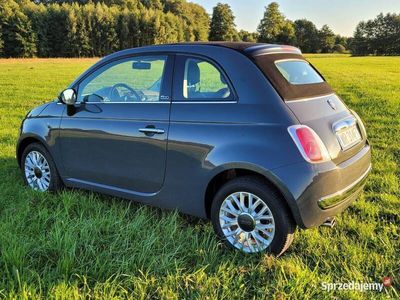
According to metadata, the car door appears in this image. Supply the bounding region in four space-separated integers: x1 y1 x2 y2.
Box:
59 54 173 194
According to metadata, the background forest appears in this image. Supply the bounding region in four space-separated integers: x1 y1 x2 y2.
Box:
0 0 399 58
0 0 400 57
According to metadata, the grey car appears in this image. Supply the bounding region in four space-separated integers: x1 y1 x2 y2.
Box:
17 42 371 255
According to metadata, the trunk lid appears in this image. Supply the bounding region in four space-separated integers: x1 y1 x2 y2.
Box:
285 94 367 164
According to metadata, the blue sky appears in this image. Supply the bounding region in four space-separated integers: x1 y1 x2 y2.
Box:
190 0 400 37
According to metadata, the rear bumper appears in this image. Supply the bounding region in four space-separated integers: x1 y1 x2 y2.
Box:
318 164 371 209
272 143 371 228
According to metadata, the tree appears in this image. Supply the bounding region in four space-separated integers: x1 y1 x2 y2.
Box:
333 44 346 53
0 25 3 56
1 1 37 57
350 13 400 56
335 34 348 49
0 28 3 56
67 3 91 57
318 24 335 53
209 3 238 41
371 13 400 55
257 2 295 44
352 22 370 55
294 19 319 53
238 30 258 42
164 1 209 41
185 2 209 41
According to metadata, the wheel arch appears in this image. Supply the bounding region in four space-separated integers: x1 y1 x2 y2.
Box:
17 135 50 168
204 165 300 224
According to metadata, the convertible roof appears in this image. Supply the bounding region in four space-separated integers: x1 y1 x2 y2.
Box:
169 42 302 56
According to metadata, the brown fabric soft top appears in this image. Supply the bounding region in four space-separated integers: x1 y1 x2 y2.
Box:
251 53 333 101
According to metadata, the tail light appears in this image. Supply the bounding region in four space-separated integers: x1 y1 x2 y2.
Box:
288 125 331 163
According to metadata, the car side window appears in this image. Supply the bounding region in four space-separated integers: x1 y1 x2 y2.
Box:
77 55 167 103
179 57 232 101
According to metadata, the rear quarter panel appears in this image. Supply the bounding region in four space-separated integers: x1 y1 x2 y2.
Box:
158 46 303 218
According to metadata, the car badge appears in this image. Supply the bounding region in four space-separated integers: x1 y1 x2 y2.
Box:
327 98 336 110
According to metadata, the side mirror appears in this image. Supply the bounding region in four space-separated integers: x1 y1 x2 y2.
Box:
59 89 77 105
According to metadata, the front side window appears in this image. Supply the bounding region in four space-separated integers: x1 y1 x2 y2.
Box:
78 55 167 103
181 58 232 100
275 60 324 85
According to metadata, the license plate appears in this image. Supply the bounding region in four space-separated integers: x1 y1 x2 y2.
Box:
336 125 362 150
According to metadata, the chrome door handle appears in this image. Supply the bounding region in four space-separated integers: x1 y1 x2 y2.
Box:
139 128 165 134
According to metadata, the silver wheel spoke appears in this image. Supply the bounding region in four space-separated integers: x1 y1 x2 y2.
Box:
255 205 269 218
225 200 240 215
220 206 239 217
248 194 254 210
253 231 269 244
251 232 261 250
257 223 274 230
222 220 238 229
230 195 241 211
258 228 273 238
239 192 246 211
249 199 262 214
257 215 273 221
225 228 240 237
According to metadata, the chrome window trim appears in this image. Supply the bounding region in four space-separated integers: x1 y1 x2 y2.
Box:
172 101 237 104
83 101 169 104
57 101 170 105
285 93 335 103
274 58 308 64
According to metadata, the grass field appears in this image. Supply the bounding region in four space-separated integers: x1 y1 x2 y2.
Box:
0 55 399 299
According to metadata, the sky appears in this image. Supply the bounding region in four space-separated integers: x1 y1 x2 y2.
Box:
190 0 400 37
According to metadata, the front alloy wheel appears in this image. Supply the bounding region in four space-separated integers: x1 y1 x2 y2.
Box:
24 150 51 191
21 143 62 192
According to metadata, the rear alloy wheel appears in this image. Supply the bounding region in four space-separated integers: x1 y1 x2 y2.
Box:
21 143 62 192
219 191 275 253
211 176 295 256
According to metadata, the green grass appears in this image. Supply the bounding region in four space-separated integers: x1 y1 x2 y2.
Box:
0 56 399 299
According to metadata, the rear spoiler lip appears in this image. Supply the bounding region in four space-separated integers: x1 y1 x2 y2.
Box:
245 44 302 56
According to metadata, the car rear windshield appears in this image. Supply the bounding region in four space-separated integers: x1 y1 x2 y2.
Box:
251 53 333 101
275 60 324 85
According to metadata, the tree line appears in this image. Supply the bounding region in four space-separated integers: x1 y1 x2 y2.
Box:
0 0 399 58
0 0 209 57
209 2 400 55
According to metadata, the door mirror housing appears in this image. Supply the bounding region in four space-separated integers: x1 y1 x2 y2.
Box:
59 89 77 105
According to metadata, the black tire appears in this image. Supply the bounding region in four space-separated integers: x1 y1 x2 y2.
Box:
211 176 295 256
21 142 63 192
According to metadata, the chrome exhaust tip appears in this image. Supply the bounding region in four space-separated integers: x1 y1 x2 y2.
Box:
322 217 336 228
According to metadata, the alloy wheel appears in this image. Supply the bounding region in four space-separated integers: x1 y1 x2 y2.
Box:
24 150 51 191
219 191 275 253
